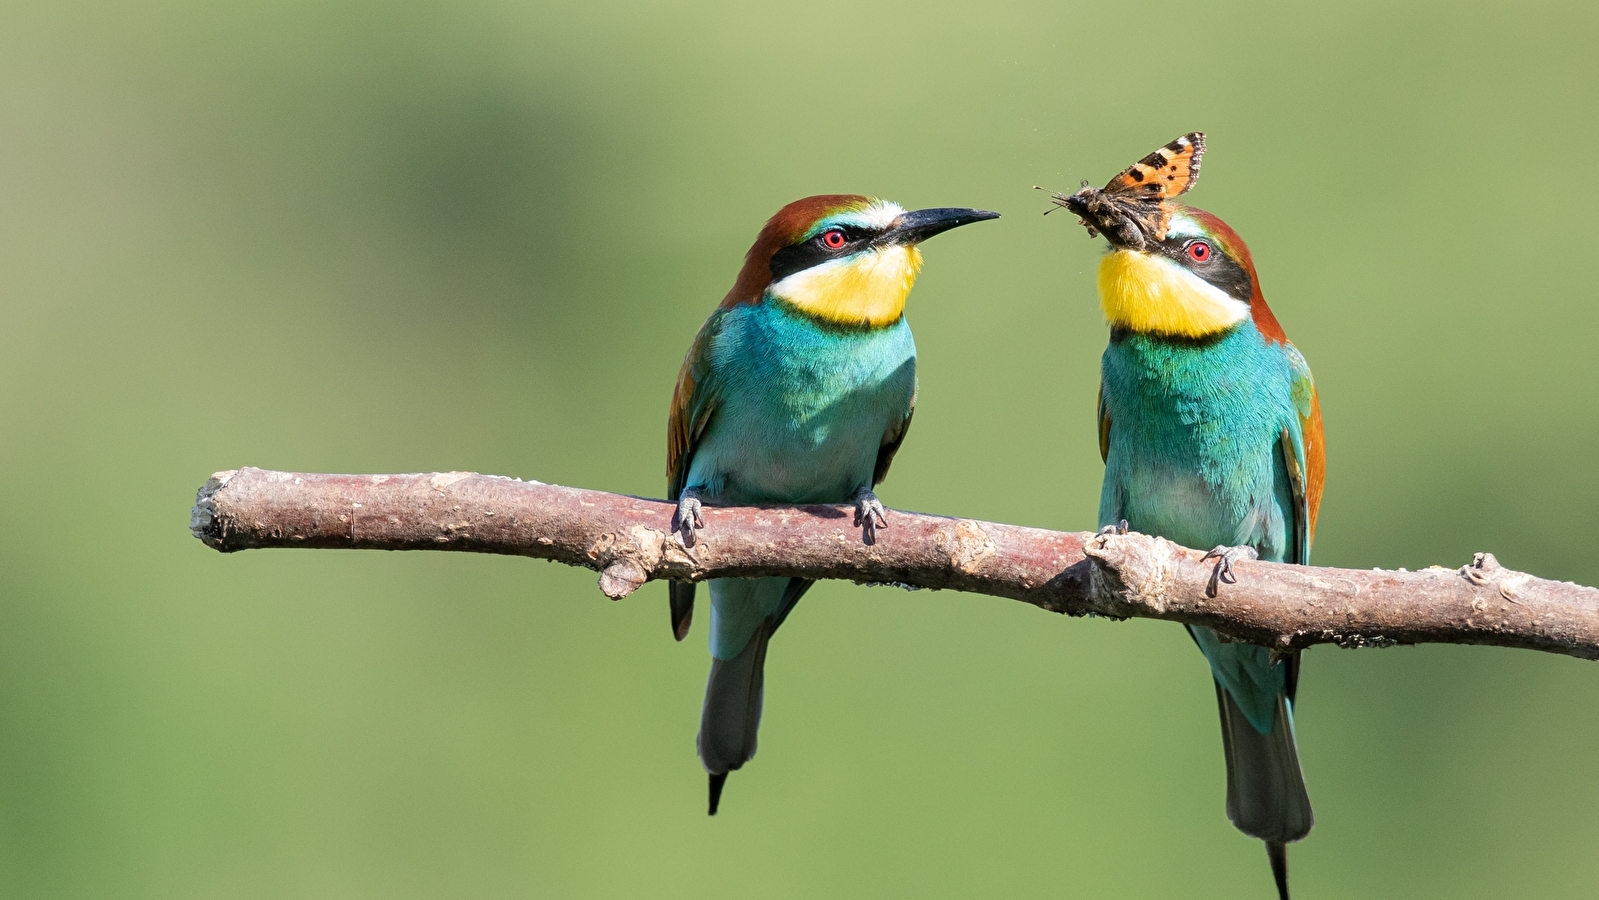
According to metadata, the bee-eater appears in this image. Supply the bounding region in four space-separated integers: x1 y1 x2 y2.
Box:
1053 134 1325 899
665 194 998 815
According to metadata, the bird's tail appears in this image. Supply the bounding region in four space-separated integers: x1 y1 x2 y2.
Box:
1215 680 1313 899
1266 841 1291 900
669 581 695 641
698 618 770 814
696 576 809 815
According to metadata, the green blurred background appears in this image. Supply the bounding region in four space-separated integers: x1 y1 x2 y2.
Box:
2 1 1597 897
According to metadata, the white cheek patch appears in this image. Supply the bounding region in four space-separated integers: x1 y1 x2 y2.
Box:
1162 256 1251 320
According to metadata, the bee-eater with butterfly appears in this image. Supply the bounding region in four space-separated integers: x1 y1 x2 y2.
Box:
1051 134 1324 900
665 195 998 815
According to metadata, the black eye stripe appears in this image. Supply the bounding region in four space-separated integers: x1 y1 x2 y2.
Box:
1157 235 1250 302
769 225 879 283
823 225 870 243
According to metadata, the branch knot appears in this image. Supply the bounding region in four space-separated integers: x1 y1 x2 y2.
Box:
1084 531 1181 614
948 520 997 574
1461 551 1530 604
589 525 668 600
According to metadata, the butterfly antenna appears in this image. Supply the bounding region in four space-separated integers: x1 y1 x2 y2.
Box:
1033 185 1061 215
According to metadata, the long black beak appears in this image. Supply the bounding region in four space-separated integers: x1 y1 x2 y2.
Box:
880 207 1000 245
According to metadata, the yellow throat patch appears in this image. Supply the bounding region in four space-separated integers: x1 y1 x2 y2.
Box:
1097 249 1249 338
771 244 924 328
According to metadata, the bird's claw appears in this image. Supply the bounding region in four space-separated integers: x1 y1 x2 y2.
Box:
851 488 889 546
674 490 705 548
1099 519 1129 536
1201 544 1259 598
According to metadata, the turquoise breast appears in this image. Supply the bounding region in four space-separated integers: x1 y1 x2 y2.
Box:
1098 322 1299 563
687 299 917 505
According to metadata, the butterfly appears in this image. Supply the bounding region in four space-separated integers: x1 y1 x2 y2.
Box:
1047 132 1205 250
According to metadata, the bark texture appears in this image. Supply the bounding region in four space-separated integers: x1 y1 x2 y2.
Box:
191 467 1599 660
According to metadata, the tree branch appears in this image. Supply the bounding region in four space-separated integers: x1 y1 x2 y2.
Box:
190 467 1599 660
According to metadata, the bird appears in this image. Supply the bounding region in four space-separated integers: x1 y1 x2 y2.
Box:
1050 133 1325 899
665 194 998 816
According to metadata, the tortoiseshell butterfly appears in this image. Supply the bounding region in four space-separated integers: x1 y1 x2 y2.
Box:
1047 132 1205 250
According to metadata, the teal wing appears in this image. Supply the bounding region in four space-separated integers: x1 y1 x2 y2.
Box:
668 310 727 503
871 384 916 488
1097 381 1111 463
1277 344 1324 567
665 310 728 640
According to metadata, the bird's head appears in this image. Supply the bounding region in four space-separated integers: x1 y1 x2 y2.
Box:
723 195 999 328
1097 205 1283 341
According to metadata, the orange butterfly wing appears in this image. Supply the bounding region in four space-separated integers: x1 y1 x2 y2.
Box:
1102 132 1206 200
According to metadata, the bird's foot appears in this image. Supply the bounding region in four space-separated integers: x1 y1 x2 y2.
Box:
1099 519 1129 536
673 489 705 548
851 487 889 546
1201 544 1259 598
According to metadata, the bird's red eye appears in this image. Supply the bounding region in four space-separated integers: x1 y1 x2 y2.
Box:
822 229 847 249
1186 240 1211 262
